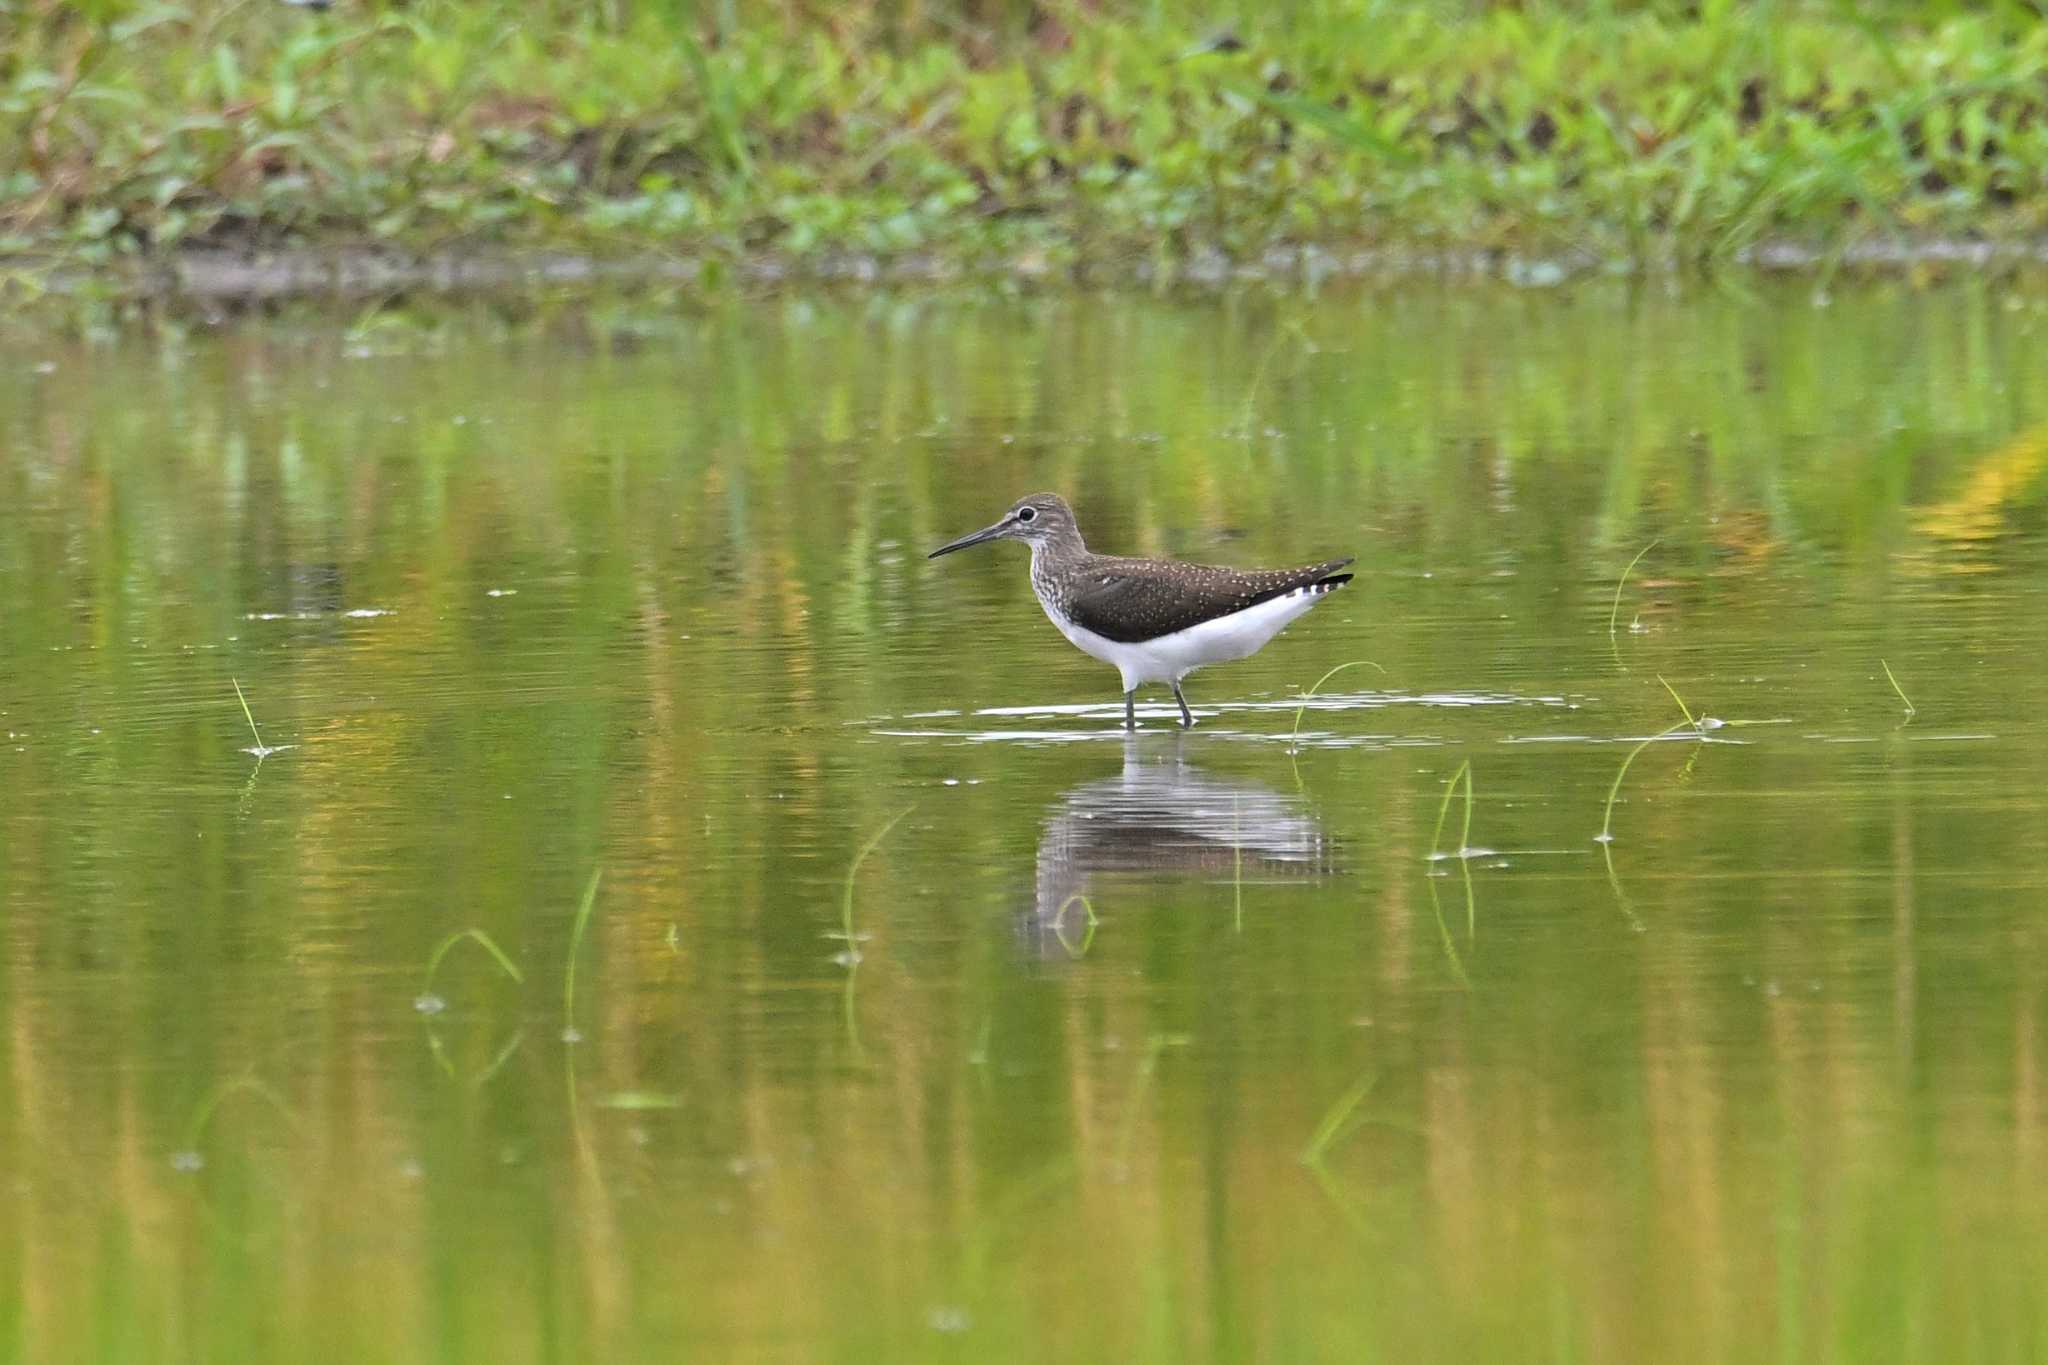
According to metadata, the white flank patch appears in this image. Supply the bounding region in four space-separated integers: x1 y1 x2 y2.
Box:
1044 582 1343 693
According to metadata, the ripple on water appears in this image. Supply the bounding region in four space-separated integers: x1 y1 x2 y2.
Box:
866 689 1579 745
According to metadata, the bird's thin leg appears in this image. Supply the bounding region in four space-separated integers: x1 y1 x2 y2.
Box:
1123 689 1137 730
1172 681 1195 729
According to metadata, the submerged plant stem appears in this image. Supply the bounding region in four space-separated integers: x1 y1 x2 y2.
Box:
562 866 604 1039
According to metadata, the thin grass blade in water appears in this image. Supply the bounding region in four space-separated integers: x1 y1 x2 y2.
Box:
838 804 915 960
1608 540 1660 668
1114 1033 1192 1172
231 677 291 758
1599 722 1694 844
836 805 914 1056
561 866 603 1043
172 1075 303 1170
1424 871 1474 988
417 927 524 1014
1429 760 1475 860
1656 674 1700 730
1232 795 1244 933
232 678 264 750
1422 760 1479 973
1290 659 1386 745
1300 1070 1380 1237
1051 893 1099 959
1301 1071 1377 1166
1881 659 1916 718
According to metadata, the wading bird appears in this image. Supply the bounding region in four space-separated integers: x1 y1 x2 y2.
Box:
928 493 1353 728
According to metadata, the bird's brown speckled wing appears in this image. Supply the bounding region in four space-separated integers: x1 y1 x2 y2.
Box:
1062 556 1354 644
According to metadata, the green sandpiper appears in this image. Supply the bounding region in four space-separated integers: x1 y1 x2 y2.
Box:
929 493 1354 728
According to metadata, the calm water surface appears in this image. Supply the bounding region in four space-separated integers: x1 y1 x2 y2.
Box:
3 283 2047 1363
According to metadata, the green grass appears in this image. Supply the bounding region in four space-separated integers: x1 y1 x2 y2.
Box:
9 1 2048 287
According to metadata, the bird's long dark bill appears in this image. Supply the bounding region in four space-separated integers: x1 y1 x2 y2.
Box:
927 519 1010 558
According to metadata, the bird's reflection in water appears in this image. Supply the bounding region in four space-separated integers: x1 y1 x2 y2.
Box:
1026 735 1337 958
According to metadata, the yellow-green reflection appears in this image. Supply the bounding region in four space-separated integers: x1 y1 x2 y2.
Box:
1 280 2047 1362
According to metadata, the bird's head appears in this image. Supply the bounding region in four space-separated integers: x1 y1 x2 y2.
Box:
927 493 1077 558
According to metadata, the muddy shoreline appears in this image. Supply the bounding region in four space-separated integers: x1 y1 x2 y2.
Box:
11 236 2048 307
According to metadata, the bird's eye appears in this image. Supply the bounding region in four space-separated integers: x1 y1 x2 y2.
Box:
1017 507 1037 523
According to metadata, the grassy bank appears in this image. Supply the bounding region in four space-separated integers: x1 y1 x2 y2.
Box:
6 0 2048 288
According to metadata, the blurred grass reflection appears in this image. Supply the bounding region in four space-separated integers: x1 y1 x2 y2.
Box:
0 281 2046 1361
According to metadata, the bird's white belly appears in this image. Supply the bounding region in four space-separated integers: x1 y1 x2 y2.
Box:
1040 588 1332 693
